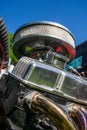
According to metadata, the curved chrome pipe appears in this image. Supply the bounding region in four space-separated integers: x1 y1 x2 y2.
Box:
71 105 87 130
24 91 77 130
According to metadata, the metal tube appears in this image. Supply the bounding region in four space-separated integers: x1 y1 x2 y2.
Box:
71 105 87 130
24 91 77 130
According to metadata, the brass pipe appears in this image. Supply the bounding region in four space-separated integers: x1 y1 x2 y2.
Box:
24 91 77 130
71 104 87 130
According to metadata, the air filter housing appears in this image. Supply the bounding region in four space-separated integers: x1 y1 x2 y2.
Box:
13 21 76 62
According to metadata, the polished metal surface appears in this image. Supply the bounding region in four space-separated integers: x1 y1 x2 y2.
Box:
9 56 87 106
24 91 77 130
71 104 87 130
8 56 87 130
13 21 76 61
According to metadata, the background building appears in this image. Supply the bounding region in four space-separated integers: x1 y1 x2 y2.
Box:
76 40 87 66
76 41 87 75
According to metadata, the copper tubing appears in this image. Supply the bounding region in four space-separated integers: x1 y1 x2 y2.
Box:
24 91 77 130
71 104 87 130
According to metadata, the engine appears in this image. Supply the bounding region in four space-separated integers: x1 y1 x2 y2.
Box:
0 18 87 130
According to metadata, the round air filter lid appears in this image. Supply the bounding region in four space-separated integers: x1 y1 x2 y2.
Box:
13 21 76 61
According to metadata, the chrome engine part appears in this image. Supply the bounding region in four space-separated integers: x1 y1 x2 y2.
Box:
9 21 87 130
0 19 87 130
13 21 76 69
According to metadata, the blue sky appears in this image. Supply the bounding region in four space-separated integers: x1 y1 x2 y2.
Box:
0 0 87 46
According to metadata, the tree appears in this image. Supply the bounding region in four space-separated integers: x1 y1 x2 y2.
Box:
8 33 18 64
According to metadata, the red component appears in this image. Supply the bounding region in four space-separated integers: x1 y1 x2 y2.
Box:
64 43 76 60
56 44 76 61
56 46 63 53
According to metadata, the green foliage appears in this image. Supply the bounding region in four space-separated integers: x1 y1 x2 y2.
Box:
8 33 18 64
